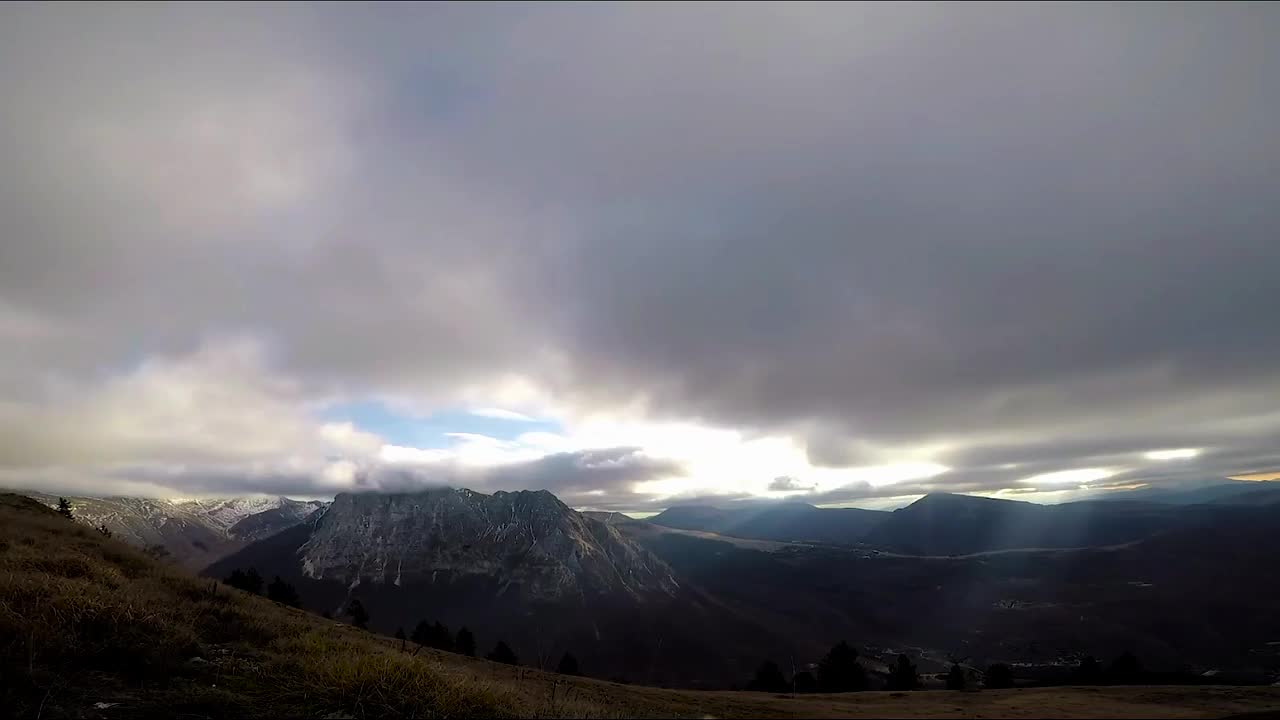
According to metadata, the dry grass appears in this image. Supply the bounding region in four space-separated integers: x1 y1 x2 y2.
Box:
3 492 1278 719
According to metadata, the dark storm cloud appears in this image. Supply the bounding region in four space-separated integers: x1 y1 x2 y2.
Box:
1 3 1279 504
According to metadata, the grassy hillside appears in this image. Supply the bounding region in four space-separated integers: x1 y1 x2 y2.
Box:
3 493 1278 719
0 493 600 718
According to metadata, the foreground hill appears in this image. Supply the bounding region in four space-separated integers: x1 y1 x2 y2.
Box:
4 492 1278 719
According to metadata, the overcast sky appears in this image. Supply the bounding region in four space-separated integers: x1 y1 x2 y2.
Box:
2 3 1277 511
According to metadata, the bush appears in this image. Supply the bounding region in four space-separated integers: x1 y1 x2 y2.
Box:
946 663 966 690
224 568 264 595
486 640 518 665
885 654 920 691
455 626 476 657
1075 655 1103 684
266 575 302 608
985 663 1015 689
793 670 817 693
1108 651 1143 684
747 660 788 693
345 599 369 629
557 651 580 676
817 640 867 692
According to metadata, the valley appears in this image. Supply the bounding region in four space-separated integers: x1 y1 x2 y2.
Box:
5 491 1280 719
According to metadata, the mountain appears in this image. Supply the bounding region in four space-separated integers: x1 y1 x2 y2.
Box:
649 500 887 545
623 500 1280 680
860 492 1184 555
203 488 776 685
21 491 325 569
580 510 635 525
12 491 1279 718
1093 478 1280 506
294 488 677 601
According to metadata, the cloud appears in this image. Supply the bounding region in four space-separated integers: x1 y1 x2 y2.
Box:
767 476 814 492
1 4 1278 507
470 408 538 422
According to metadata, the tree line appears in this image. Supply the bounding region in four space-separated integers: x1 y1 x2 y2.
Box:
747 641 923 693
221 567 582 677
223 567 303 608
396 615 579 675
746 643 1158 692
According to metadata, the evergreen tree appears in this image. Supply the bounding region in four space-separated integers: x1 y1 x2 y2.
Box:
885 654 920 691
1108 651 1143 685
455 627 476 657
946 663 966 690
411 620 432 648
1075 655 1103 684
395 627 406 651
266 576 302 608
557 651 580 676
430 621 453 651
792 670 817 694
747 660 789 693
346 598 369 629
224 568 264 595
56 497 74 520
817 640 867 692
984 663 1015 689
487 640 518 665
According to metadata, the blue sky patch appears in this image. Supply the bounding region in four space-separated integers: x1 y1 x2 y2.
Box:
319 400 561 448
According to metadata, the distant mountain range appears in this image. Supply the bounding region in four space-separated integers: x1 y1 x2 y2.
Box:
649 501 886 546
14 480 1280 686
21 491 325 569
650 479 1280 555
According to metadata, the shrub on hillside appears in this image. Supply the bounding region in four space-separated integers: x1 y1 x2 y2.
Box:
345 599 369 629
455 626 476 657
817 640 867 692
985 663 1015 689
885 654 920 690
266 575 302 608
486 640 518 665
557 651 580 676
747 660 788 693
224 568 264 595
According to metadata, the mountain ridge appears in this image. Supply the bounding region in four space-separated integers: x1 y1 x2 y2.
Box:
19 490 326 569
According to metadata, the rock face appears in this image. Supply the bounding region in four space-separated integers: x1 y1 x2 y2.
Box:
297 488 677 601
23 491 325 569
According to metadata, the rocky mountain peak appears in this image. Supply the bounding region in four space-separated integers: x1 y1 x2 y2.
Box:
297 487 678 602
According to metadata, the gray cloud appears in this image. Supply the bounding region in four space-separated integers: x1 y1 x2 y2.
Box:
767 476 814 492
2 4 1279 506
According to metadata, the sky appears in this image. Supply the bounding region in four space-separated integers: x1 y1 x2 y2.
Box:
1 3 1278 512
